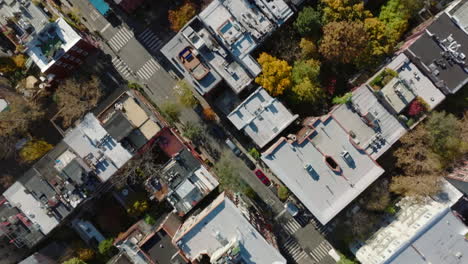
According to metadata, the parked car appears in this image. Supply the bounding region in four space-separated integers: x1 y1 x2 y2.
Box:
225 138 241 156
254 169 271 186
210 124 226 140
284 202 300 217
241 154 256 170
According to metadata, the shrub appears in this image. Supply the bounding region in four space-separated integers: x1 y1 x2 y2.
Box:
128 82 142 90
278 185 289 201
176 80 198 107
248 148 260 160
144 214 156 225
332 92 353 104
98 238 115 256
161 102 181 124
76 248 95 261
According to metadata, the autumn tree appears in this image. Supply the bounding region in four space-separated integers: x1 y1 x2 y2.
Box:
62 258 87 264
55 76 101 128
378 0 411 44
168 2 197 32
299 38 318 59
321 0 371 23
0 174 14 189
19 140 53 162
255 53 292 96
127 200 149 217
76 248 95 262
0 55 26 74
356 17 395 67
294 6 322 37
360 179 391 212
214 155 246 192
289 59 325 104
0 91 45 137
319 21 369 64
203 107 216 121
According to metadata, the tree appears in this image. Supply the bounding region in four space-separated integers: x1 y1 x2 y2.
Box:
255 53 292 96
127 200 149 217
214 156 246 192
356 17 395 67
349 210 379 239
182 121 204 144
360 179 390 212
19 140 53 162
0 91 45 137
425 111 466 166
0 174 14 189
98 238 115 256
76 248 95 262
144 214 156 225
332 92 352 104
294 7 322 37
176 80 198 107
203 107 216 121
248 148 260 160
390 175 442 197
0 55 26 74
55 76 101 127
299 38 318 59
62 258 87 264
378 0 411 44
321 0 372 23
319 21 369 64
168 2 197 32
161 102 181 124
278 185 289 201
338 253 358 264
290 59 325 104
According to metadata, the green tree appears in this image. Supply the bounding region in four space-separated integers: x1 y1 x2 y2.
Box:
214 156 246 192
321 0 371 23
182 121 204 144
299 38 318 59
176 80 198 107
144 214 156 225
62 258 87 264
278 185 289 201
338 253 357 264
290 59 325 104
319 21 369 64
378 0 411 44
127 200 149 217
168 2 197 32
332 92 352 104
248 148 260 160
161 102 181 124
98 238 115 256
425 111 467 166
255 53 292 96
19 140 53 162
292 59 321 84
294 7 322 36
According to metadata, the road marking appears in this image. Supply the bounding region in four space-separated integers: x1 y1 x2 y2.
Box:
108 27 133 52
309 240 333 263
136 58 161 80
100 23 111 33
281 237 309 263
111 57 132 78
137 29 164 53
90 10 100 21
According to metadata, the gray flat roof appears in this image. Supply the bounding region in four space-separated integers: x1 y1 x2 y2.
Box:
391 211 468 264
174 194 286 263
406 12 468 94
227 87 298 148
332 85 407 159
379 78 416 114
262 116 385 224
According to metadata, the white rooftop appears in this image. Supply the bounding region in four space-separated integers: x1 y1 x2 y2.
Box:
447 0 468 33
173 193 286 264
26 18 81 72
63 113 132 182
227 87 298 148
3 182 59 235
262 116 385 225
0 98 8 112
385 53 445 110
332 85 407 159
353 182 464 264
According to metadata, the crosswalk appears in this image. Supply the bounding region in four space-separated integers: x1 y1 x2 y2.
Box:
111 57 133 78
283 218 302 235
136 58 161 80
309 240 333 263
280 237 309 263
108 27 133 52
137 29 164 54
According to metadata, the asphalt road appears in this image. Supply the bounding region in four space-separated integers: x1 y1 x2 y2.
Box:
69 1 337 263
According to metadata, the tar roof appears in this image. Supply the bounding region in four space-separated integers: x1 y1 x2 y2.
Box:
332 85 407 159
227 87 298 148
174 193 286 264
405 12 468 94
262 116 385 224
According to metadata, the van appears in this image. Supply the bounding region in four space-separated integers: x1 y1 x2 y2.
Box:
225 139 241 156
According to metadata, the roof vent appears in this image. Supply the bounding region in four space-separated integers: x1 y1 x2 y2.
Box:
455 252 462 259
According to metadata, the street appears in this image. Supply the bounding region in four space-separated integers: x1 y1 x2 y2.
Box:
69 1 338 263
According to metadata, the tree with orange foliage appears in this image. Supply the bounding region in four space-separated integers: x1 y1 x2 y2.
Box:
255 53 292 96
203 107 216 121
168 2 197 32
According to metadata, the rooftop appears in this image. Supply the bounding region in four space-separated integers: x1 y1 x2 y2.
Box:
447 0 468 33
332 85 407 159
262 116 385 225
63 113 132 182
353 182 464 264
162 149 219 215
0 0 49 44
26 18 81 73
141 229 187 264
227 87 298 148
379 77 416 114
384 53 446 110
405 12 468 94
173 193 286 264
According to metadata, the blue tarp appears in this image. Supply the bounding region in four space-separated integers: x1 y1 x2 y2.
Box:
89 0 110 16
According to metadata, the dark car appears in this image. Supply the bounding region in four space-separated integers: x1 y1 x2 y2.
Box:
241 154 256 170
210 125 226 140
254 169 271 186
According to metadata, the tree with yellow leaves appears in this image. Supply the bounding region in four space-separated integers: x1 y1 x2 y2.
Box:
255 53 292 96
321 0 371 23
168 2 197 32
19 140 53 162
